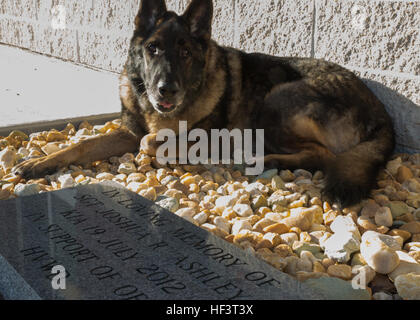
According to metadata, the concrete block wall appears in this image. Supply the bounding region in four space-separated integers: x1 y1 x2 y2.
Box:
0 0 419 153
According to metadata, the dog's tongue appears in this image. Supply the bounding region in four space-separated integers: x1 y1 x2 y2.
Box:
160 101 174 109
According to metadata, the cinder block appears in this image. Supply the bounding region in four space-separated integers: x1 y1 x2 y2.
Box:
48 0 92 29
86 0 128 31
234 0 314 57
315 0 420 76
1 0 40 20
105 0 135 33
353 68 420 153
34 25 79 62
86 0 106 30
211 0 235 47
166 0 186 13
0 17 78 62
0 3 4 15
78 31 130 73
37 0 53 23
129 0 186 17
0 18 36 50
79 0 187 32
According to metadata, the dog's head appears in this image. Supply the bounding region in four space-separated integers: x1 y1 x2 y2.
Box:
127 0 213 116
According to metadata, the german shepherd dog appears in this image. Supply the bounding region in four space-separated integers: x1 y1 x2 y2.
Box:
14 0 395 208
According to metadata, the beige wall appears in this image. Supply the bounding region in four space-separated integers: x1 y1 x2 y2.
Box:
0 0 419 153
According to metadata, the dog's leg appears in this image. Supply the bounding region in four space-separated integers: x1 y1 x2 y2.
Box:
13 127 140 179
263 142 335 170
139 133 197 159
139 133 162 156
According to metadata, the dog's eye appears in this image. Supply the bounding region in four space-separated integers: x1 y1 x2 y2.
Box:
181 48 191 58
147 43 158 55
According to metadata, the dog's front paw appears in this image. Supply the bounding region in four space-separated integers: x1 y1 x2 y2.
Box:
12 157 56 179
140 133 162 156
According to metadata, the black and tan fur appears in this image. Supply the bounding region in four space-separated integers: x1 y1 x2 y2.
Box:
14 0 395 207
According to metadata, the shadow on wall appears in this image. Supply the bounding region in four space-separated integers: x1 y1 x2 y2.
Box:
361 79 420 155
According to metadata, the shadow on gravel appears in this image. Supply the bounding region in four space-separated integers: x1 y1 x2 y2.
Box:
362 78 420 155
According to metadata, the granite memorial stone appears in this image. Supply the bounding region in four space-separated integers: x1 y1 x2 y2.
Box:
0 182 370 300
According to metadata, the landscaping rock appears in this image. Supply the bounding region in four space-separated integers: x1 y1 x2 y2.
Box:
360 231 401 274
394 273 420 300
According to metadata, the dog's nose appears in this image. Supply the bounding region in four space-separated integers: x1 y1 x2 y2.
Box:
158 81 179 96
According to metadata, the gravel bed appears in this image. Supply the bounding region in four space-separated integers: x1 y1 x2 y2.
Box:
1 119 419 300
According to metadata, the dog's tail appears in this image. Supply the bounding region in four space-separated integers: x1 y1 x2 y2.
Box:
322 122 395 208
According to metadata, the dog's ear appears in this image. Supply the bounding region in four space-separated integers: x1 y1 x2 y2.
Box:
183 0 213 40
135 0 167 35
